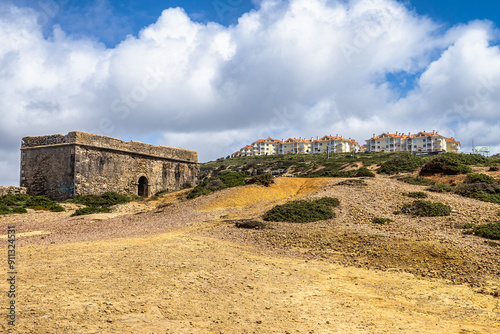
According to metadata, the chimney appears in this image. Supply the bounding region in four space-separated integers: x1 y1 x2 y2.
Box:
433 130 435 134
373 133 375 137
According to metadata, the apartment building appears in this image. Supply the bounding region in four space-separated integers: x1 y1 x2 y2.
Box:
311 135 360 153
251 137 282 156
365 131 459 153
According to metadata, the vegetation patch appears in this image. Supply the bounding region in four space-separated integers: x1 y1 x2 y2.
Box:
234 220 267 229
398 176 435 186
401 200 451 217
187 171 252 199
403 191 428 198
465 173 498 185
372 217 393 225
427 183 453 193
0 193 65 214
336 179 367 186
263 197 339 223
453 183 500 204
70 191 136 216
472 222 500 240
419 153 483 176
245 173 275 187
377 153 424 175
72 206 112 217
311 166 375 178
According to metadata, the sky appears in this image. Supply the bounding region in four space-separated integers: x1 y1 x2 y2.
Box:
1 0 500 186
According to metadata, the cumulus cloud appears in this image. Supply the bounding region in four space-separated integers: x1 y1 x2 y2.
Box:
1 0 500 186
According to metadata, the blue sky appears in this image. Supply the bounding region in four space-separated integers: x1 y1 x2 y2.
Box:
13 1 500 46
1 0 500 186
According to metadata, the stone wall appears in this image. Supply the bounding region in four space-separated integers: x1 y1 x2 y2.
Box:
20 145 75 201
0 187 27 196
74 146 198 197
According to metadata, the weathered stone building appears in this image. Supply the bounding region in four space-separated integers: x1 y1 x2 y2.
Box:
20 131 199 200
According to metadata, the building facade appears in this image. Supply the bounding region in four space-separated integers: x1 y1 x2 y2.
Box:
365 131 460 153
20 131 199 200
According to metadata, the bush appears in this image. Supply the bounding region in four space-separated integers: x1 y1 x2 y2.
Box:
0 204 12 215
398 176 435 186
234 220 267 229
372 217 393 224
71 191 131 207
245 173 275 187
465 173 498 184
453 183 500 204
49 204 65 212
216 171 248 188
71 206 112 217
401 200 451 217
315 197 340 207
472 222 500 240
403 191 428 198
427 183 453 193
25 195 59 209
263 197 339 223
354 167 375 177
420 154 474 176
205 179 224 191
12 207 27 214
377 153 424 175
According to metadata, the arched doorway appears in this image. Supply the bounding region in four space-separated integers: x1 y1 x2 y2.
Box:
138 176 149 197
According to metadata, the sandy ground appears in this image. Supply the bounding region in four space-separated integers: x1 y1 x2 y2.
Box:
1 175 500 333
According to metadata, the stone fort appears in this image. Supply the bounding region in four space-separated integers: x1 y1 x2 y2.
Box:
20 131 199 200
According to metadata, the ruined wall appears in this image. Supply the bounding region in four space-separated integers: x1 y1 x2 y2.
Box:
20 145 75 201
74 146 198 197
21 131 199 200
0 187 27 196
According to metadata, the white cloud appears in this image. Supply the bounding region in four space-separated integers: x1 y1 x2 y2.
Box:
1 0 500 186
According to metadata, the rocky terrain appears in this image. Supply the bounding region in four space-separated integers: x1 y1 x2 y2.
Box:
1 170 500 333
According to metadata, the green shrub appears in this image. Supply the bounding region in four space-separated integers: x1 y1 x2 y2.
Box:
246 173 275 187
71 191 131 207
0 204 12 215
427 183 453 193
398 176 435 186
354 167 375 177
401 200 451 217
263 197 339 223
472 222 500 240
465 173 498 184
235 220 267 229
453 183 500 204
12 207 27 214
377 153 424 175
216 171 248 188
49 204 65 212
403 191 428 198
187 171 249 199
420 154 475 176
372 217 393 224
71 206 112 217
315 197 340 207
25 195 58 209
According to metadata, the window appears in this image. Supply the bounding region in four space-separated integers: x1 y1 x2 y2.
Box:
386 145 389 148
414 145 417 148
377 141 380 144
423 139 426 142
386 140 388 143
320 143 322 146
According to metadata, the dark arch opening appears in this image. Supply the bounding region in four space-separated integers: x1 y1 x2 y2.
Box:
138 176 149 197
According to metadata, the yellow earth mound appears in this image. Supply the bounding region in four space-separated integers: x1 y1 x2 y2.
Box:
197 177 330 212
